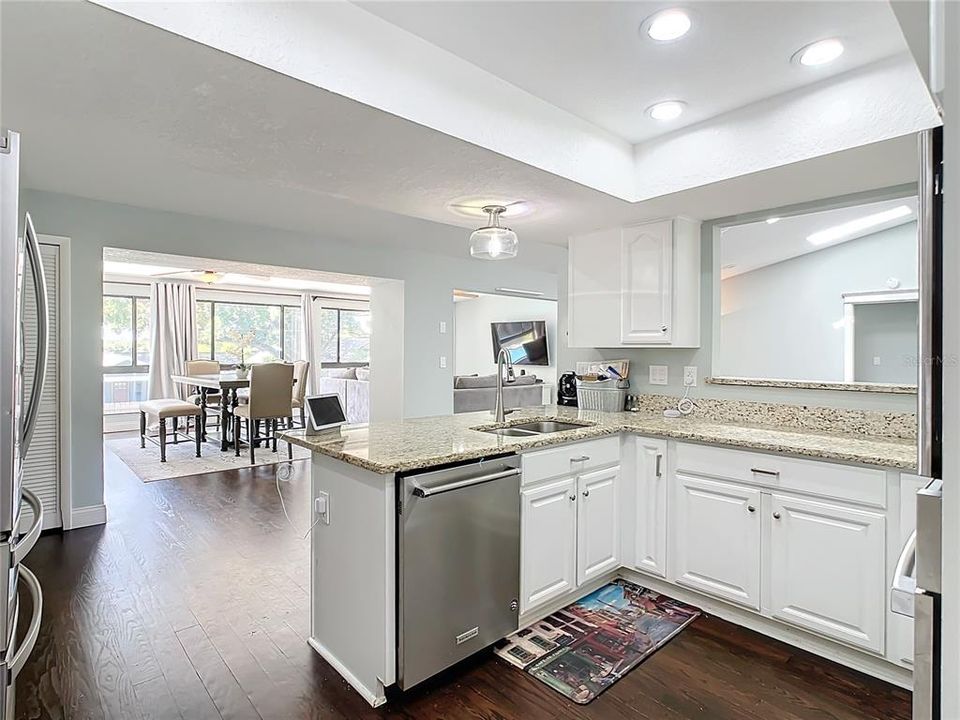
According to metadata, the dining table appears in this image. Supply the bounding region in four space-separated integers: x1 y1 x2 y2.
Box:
170 371 250 451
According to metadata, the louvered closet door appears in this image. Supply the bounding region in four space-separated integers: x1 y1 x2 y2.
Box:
21 241 62 530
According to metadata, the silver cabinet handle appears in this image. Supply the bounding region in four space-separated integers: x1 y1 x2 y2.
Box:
568 493 576 501
21 213 49 456
660 325 668 332
891 530 917 618
747 505 756 513
570 455 590 463
7 565 42 680
773 512 782 520
751 468 780 478
410 468 520 498
655 453 662 478
582 489 590 498
12 488 43 565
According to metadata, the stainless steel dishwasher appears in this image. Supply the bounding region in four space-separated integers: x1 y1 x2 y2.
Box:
397 455 520 690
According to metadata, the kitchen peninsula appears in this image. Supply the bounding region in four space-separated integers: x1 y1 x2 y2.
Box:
282 400 918 707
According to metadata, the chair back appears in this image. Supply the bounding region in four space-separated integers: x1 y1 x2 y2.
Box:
185 359 220 376
292 360 310 402
249 363 295 419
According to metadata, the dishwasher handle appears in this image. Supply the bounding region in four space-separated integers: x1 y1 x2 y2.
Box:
411 468 520 498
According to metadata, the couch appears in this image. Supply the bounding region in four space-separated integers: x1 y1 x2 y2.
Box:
317 367 370 424
453 374 544 414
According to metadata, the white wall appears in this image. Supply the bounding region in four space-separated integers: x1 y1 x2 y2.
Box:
454 293 558 388
716 222 918 382
24 190 559 514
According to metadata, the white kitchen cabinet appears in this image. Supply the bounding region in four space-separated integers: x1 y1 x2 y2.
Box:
576 466 621 585
633 438 668 578
568 217 700 348
673 473 762 610
520 477 578 613
767 493 886 653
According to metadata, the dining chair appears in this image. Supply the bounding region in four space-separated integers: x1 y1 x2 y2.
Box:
290 360 310 428
185 359 221 439
232 362 295 462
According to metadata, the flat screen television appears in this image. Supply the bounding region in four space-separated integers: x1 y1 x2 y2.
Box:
490 321 549 366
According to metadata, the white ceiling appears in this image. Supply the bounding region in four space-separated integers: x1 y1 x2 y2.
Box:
358 1 908 144
0 1 929 259
720 195 917 278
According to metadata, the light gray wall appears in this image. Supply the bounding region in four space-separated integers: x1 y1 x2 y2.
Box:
717 222 918 382
556 222 918 413
24 190 560 511
854 300 918 383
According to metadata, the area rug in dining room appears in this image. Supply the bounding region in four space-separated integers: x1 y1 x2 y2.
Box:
494 579 701 704
105 436 311 482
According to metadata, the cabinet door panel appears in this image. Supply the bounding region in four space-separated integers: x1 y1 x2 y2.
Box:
568 229 622 347
521 477 577 613
634 439 668 577
674 474 761 609
768 493 885 653
577 466 620 585
620 221 672 344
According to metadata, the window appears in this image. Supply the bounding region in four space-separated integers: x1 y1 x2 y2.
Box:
196 299 303 365
102 295 151 370
318 307 371 364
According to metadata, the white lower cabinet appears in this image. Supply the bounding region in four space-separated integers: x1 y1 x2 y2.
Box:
520 477 577 613
766 493 886 653
577 466 621 585
673 474 762 609
633 438 668 578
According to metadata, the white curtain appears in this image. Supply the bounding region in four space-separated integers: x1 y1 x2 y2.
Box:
148 282 197 400
301 292 319 394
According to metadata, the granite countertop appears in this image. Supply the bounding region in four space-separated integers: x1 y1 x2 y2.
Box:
280 405 917 475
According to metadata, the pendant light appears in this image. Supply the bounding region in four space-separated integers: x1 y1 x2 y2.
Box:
469 206 518 260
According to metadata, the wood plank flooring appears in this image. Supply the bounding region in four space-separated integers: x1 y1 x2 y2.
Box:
13 441 912 719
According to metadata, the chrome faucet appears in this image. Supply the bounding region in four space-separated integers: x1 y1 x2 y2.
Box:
493 347 516 423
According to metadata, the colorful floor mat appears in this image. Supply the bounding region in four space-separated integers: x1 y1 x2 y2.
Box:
495 580 700 704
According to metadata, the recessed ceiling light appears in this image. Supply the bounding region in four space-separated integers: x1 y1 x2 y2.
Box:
807 205 912 246
645 9 691 41
794 38 844 67
647 100 686 121
765 217 781 224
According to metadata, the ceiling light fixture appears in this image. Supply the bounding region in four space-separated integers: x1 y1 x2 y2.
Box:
645 9 691 41
470 206 518 260
765 217 781 224
806 205 912 246
647 100 686 121
794 38 844 67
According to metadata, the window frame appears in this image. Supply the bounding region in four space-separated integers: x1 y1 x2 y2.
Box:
102 294 151 374
196 298 302 367
318 306 371 366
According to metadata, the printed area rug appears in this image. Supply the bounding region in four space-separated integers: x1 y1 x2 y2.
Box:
106 435 310 482
495 580 700 704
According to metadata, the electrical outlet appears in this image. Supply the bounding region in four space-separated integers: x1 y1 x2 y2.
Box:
439 356 447 369
683 366 698 387
649 365 668 386
439 321 447 334
873 356 882 366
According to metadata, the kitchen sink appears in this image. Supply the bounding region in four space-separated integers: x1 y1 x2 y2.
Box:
483 427 540 437
511 420 590 434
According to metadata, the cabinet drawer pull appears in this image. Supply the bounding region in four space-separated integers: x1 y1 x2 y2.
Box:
582 489 590 498
570 455 590 463
747 505 756 513
568 493 576 502
655 453 663 478
751 468 780 477
773 512 782 520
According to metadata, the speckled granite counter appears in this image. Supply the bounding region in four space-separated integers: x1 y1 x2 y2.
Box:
280 405 917 474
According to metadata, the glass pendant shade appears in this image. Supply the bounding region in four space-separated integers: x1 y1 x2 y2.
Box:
469 206 519 260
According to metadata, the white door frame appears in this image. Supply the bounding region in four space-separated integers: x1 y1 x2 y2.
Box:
841 288 918 383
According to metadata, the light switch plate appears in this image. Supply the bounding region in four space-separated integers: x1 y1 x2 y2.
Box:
683 366 698 387
439 321 447 334
439 356 447 369
649 365 668 385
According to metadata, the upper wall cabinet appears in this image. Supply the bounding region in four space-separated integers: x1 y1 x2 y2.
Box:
568 218 700 348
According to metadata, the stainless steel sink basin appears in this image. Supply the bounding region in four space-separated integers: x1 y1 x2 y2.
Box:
511 420 589 434
483 427 540 437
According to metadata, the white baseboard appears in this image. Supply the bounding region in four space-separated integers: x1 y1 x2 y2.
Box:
70 504 107 530
307 637 386 707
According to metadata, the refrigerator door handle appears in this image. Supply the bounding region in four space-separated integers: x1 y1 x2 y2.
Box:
890 530 917 618
12 488 43 566
6 565 41 682
20 213 49 457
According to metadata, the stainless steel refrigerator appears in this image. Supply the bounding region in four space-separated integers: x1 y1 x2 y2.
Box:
891 127 944 720
0 129 47 719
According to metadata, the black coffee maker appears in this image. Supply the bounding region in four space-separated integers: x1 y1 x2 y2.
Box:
558 372 578 406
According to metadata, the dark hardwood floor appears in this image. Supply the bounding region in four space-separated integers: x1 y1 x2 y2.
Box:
14 440 912 719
